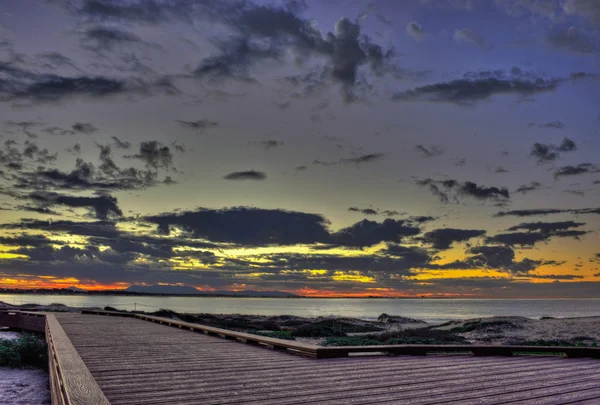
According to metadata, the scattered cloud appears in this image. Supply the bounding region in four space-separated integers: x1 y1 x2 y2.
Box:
125 141 174 170
415 144 445 158
111 136 131 149
177 119 218 133
393 69 560 106
454 28 490 49
528 121 565 129
515 181 542 193
496 208 600 217
341 153 384 165
529 137 576 164
417 178 510 204
249 140 284 150
223 170 267 181
554 163 598 178
406 21 425 41
420 228 486 250
26 191 123 219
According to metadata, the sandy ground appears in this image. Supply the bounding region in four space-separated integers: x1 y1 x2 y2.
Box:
0 331 21 341
0 368 50 405
0 332 50 405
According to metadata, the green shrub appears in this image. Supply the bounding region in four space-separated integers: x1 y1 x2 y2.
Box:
291 323 347 338
248 330 295 340
321 327 469 346
508 339 595 347
0 334 48 369
321 336 382 346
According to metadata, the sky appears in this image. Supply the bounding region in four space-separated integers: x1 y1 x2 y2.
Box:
0 0 599 297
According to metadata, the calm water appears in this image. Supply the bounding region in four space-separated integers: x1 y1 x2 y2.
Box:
2 295 600 323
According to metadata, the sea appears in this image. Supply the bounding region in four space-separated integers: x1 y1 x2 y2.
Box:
2 295 600 323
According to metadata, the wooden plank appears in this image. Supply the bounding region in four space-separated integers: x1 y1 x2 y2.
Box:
100 360 600 403
46 314 110 405
97 358 597 397
509 388 600 405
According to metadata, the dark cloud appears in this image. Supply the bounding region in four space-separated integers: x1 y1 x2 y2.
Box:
249 140 284 150
223 170 267 181
15 205 62 215
348 207 379 215
515 181 541 194
488 220 589 246
465 245 540 275
0 219 120 239
507 221 586 233
348 207 403 217
177 119 218 133
554 163 598 178
184 3 393 100
4 120 43 138
393 69 561 106
80 26 148 53
417 178 509 204
193 38 279 83
12 149 162 192
496 207 600 217
406 21 425 41
529 137 576 164
145 207 331 246
341 153 384 164
67 144 82 154
0 60 177 104
125 141 173 170
294 165 307 171
26 191 123 219
415 144 444 158
44 122 98 136
420 228 486 250
546 27 597 54
528 121 565 129
72 122 98 134
111 136 131 149
331 219 421 247
22 141 58 165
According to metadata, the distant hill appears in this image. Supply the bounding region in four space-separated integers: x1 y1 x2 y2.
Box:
125 285 200 295
124 285 297 297
66 286 87 292
206 290 298 298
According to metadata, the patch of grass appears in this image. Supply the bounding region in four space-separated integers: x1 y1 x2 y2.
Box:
508 339 596 348
449 320 521 333
321 327 469 346
0 334 47 369
292 319 382 337
248 330 295 340
321 336 382 346
291 323 347 338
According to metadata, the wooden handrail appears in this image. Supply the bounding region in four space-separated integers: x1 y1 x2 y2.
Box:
81 309 600 360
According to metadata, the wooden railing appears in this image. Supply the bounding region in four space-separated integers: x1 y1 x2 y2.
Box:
83 309 600 360
1 311 109 405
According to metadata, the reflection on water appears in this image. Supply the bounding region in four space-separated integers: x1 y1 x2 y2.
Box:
2 295 600 323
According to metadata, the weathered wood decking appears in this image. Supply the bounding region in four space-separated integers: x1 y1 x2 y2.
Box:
3 310 600 404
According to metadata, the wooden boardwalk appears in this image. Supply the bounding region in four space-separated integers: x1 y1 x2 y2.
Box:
56 313 600 404
3 310 600 404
